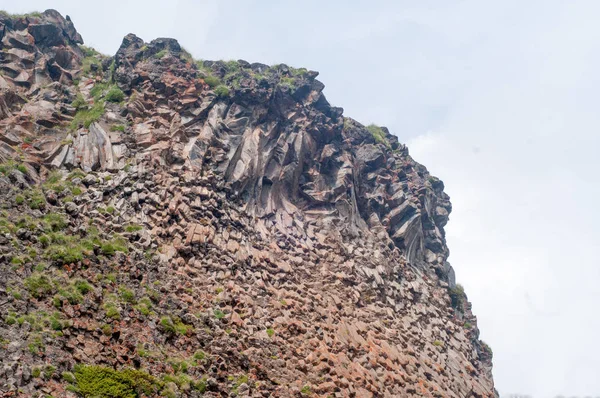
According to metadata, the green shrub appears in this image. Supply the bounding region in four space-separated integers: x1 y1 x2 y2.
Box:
448 284 465 311
101 236 128 255
301 385 311 395
72 94 87 110
62 371 76 383
266 328 275 338
110 124 125 132
155 50 167 59
213 309 225 319
71 102 105 130
125 224 143 232
15 195 24 205
105 87 125 103
160 316 191 335
73 364 162 398
202 75 220 88
46 244 87 264
24 273 55 298
104 302 121 320
75 279 93 295
214 85 230 98
433 340 443 347
119 287 135 303
366 124 390 148
43 213 67 231
32 367 42 378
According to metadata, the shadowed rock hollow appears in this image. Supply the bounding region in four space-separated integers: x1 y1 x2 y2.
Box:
0 9 496 398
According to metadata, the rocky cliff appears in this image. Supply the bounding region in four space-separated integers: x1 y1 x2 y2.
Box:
0 10 495 398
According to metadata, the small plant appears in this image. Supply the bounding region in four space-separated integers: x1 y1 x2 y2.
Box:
24 273 55 298
70 102 105 130
72 94 87 110
62 371 76 383
193 350 206 362
160 316 192 335
266 328 275 338
104 302 121 320
15 195 24 205
155 50 167 59
213 85 230 98
125 224 143 232
301 385 311 395
366 124 390 148
433 340 443 347
213 309 225 319
101 324 112 336
448 284 465 312
105 86 125 103
202 75 220 88
110 124 126 132
72 364 162 398
119 286 136 304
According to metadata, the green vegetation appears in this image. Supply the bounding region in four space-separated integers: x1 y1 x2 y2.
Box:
214 85 230 98
155 50 167 59
81 55 102 75
433 340 443 347
62 371 76 384
70 102 105 130
104 302 121 320
71 364 162 398
125 224 143 232
213 309 225 319
24 273 55 298
43 213 68 231
279 76 295 89
160 316 192 335
110 124 126 132
366 124 390 148
53 278 94 306
448 283 465 311
72 94 87 110
266 328 275 338
481 341 493 356
202 75 220 88
134 297 152 316
0 161 28 176
80 45 99 58
119 286 135 303
105 86 125 103
301 385 312 395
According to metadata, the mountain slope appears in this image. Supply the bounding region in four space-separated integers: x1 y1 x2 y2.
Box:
0 9 495 398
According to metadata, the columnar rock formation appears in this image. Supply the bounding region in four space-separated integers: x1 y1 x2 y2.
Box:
0 10 496 397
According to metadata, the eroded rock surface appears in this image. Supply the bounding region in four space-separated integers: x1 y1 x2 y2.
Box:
0 9 496 398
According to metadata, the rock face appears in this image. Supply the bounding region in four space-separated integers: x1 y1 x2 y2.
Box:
0 9 496 398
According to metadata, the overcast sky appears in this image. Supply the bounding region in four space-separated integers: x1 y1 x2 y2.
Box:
3 1 600 396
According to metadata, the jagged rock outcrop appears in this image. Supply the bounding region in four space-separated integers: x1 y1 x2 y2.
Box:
0 9 495 398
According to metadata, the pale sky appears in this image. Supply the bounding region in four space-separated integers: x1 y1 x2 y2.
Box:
3 1 600 396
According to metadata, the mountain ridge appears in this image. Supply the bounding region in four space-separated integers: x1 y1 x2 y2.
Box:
0 9 496 397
